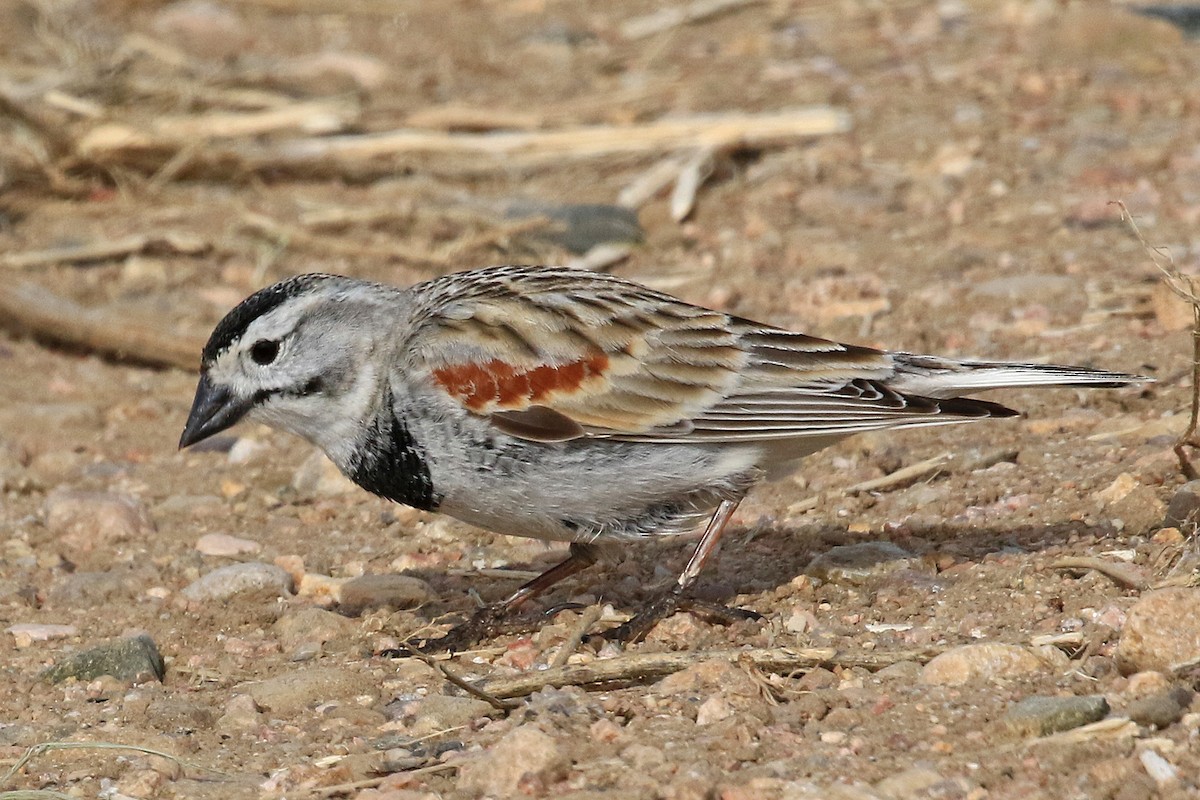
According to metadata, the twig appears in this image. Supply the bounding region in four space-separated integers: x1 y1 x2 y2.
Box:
621 0 765 40
669 147 716 222
240 212 444 266
1116 200 1200 479
394 643 518 711
0 282 205 370
307 762 458 798
843 452 950 495
405 104 544 132
550 605 604 669
1052 556 1149 591
1 233 209 269
474 646 938 699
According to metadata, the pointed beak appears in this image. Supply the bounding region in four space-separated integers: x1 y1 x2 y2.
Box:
179 374 254 449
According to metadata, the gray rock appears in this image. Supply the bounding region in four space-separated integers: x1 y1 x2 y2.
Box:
456 724 569 796
1002 695 1109 737
1116 588 1200 674
1127 687 1192 729
43 491 155 560
338 574 433 613
920 643 1049 686
806 541 925 585
42 634 165 684
291 449 358 496
181 562 293 602
274 606 355 650
1164 480 1200 529
245 666 375 715
47 570 143 608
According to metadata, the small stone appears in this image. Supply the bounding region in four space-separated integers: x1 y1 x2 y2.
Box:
696 695 736 725
337 574 433 613
874 767 944 798
181 562 293 602
1096 473 1138 506
1116 588 1200 674
1126 687 1192 729
456 725 569 796
296 572 344 606
1164 480 1200 529
400 695 497 736
806 541 926 585
47 570 142 608
246 666 375 715
152 0 250 60
43 490 154 559
7 623 77 647
1002 695 1109 737
217 694 263 731
1139 749 1179 789
919 643 1048 686
195 533 261 557
41 634 165 684
292 449 358 496
1126 670 1173 696
227 438 269 465
274 607 355 651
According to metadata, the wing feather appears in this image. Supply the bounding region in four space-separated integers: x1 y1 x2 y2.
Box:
407 266 1023 443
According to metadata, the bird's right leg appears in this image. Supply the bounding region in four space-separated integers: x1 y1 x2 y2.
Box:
405 542 600 654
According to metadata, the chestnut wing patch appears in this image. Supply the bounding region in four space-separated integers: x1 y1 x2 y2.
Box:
432 355 611 413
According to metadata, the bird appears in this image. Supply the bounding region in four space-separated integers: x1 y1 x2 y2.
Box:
179 265 1146 647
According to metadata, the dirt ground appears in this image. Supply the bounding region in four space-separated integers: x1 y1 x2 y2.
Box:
2 1 1200 798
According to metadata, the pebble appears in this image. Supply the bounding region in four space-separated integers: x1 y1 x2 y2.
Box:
1126 687 1192 729
1138 749 1179 789
1002 695 1109 737
47 569 143 608
291 449 358 495
226 437 269 465
216 694 264 731
696 695 736 725
273 607 355 651
195 533 261 557
41 634 165 684
296 572 344 606
43 490 155 559
1164 480 1200 529
874 767 944 798
456 725 569 797
919 643 1048 686
337 574 433 613
1115 588 1200 674
7 623 77 647
398 694 497 736
151 0 250 60
246 666 375 715
181 562 293 602
805 541 927 585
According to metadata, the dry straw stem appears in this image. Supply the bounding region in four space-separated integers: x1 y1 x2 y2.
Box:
472 645 938 699
0 282 205 371
75 107 849 180
1115 200 1200 479
1 232 209 269
1051 556 1149 591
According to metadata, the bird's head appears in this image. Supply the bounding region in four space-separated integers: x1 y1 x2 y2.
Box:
180 274 400 458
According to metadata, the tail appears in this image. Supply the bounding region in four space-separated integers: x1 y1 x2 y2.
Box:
886 353 1150 399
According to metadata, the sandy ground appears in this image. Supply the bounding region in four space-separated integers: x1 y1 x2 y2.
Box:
2 1 1199 798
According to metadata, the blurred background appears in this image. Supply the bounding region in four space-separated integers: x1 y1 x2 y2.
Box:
1 2 1197 798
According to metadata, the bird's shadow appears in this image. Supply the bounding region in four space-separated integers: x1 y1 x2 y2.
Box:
379 516 1116 633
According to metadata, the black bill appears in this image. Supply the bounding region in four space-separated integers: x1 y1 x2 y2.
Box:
179 375 254 449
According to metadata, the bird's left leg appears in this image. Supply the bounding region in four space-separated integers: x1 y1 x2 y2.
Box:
606 498 757 643
405 542 600 654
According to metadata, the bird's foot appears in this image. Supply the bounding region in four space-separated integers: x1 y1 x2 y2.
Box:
603 592 761 644
389 602 586 656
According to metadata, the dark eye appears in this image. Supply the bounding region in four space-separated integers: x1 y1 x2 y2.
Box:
250 340 279 366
